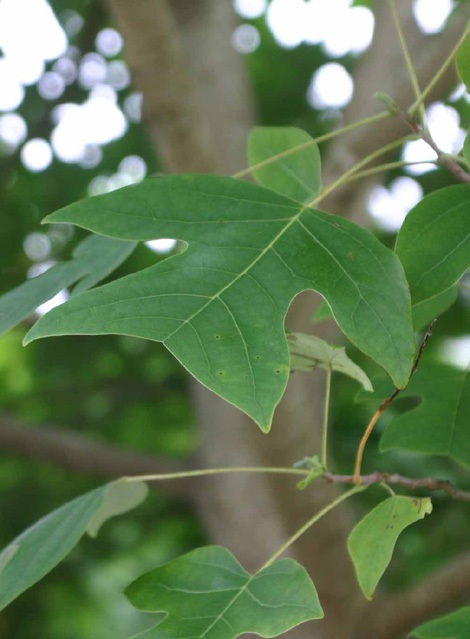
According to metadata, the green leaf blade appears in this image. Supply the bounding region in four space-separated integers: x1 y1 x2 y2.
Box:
395 185 470 304
125 545 323 639
0 480 147 610
25 175 414 429
0 234 136 335
457 31 470 93
412 606 470 638
288 333 373 391
248 127 321 203
348 496 432 600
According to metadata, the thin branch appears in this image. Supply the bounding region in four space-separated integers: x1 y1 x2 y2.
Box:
353 320 437 484
324 472 470 502
124 466 309 483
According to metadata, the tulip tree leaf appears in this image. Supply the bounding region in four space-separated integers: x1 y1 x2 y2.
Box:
24 175 414 431
288 333 373 391
395 185 470 304
348 496 432 600
457 31 470 93
314 287 458 333
125 545 323 639
412 606 470 638
356 362 470 467
248 127 321 203
0 480 147 610
0 234 136 335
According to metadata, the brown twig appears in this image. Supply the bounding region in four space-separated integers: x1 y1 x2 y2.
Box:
353 320 437 484
325 471 470 502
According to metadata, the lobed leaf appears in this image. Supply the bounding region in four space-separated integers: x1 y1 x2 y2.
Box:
395 185 470 304
0 479 147 610
412 606 470 638
248 127 321 203
348 496 432 599
288 332 373 391
0 234 136 335
24 175 414 430
125 545 323 639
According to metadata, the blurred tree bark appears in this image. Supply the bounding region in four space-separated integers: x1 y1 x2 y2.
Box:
97 0 470 637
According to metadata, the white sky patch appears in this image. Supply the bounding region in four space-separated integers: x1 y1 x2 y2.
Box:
51 90 127 163
234 0 267 19
38 71 65 100
413 0 454 34
0 0 67 111
21 138 53 172
145 239 178 255
36 289 70 316
232 25 261 54
96 28 123 58
267 0 374 54
439 337 470 370
307 63 354 109
368 176 423 232
23 232 51 261
0 113 27 148
27 261 57 279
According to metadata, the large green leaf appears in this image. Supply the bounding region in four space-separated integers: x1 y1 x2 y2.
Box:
248 127 321 202
463 131 470 168
125 545 323 639
0 234 136 334
288 333 373 391
24 175 414 430
457 31 470 93
0 480 147 610
411 286 458 331
395 185 470 304
357 362 470 467
412 606 470 638
348 496 432 600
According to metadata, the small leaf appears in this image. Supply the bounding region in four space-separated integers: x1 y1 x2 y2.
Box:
457 30 470 93
86 480 148 538
0 480 148 610
395 185 470 304
348 496 432 600
412 606 470 638
125 545 323 639
0 234 136 335
411 286 458 331
288 333 373 391
248 127 321 203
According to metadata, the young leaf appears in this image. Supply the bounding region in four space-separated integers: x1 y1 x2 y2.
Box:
288 333 373 391
348 496 432 600
412 606 470 638
457 31 470 93
24 175 414 431
248 127 321 202
395 185 470 304
0 234 136 335
125 545 323 639
0 480 147 610
411 286 458 332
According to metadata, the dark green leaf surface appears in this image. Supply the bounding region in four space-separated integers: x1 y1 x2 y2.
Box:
412 606 470 638
125 545 323 639
395 185 470 303
463 132 470 168
288 333 373 391
348 496 432 599
411 286 458 331
457 32 470 92
0 234 136 334
0 480 147 609
248 127 321 202
25 175 414 430
357 363 470 466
